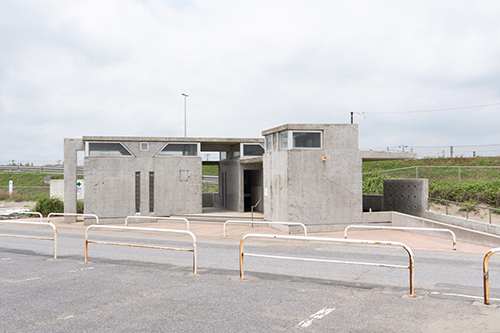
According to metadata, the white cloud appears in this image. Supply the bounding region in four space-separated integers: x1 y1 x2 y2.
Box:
1 0 500 164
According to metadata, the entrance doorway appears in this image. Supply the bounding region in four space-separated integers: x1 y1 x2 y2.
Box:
243 170 263 212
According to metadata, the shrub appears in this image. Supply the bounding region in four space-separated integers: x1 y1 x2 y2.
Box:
77 200 84 214
33 196 64 217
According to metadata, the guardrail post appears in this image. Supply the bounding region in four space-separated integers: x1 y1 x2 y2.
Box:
483 248 499 305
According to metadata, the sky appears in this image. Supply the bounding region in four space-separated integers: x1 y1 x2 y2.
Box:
1 0 500 165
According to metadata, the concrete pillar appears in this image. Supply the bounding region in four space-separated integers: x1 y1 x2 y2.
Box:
64 139 84 222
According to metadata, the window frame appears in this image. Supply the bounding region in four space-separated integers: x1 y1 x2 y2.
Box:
155 142 200 157
240 143 265 159
85 141 135 157
279 130 323 150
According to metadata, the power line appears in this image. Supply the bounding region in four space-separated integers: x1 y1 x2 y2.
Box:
353 102 500 116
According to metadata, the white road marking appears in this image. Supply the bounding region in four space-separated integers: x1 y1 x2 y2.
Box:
430 291 500 301
1 258 12 260
297 308 335 328
68 267 94 273
64 315 74 320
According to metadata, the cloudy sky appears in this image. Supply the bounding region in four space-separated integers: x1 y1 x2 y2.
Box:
1 0 500 164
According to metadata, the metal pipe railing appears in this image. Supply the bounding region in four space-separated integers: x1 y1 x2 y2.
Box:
251 197 263 221
125 216 189 230
429 198 500 224
239 234 415 297
48 213 99 224
21 211 43 222
483 247 500 305
0 220 57 259
224 220 307 237
84 225 197 274
344 225 456 250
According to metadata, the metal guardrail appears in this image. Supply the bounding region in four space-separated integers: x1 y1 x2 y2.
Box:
429 198 500 224
0 220 57 259
125 216 189 230
223 220 308 237
239 234 415 297
84 225 197 274
0 165 83 175
20 212 43 223
483 247 500 305
48 213 99 224
344 225 456 250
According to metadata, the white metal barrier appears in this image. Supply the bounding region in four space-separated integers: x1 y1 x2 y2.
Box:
0 220 57 259
21 212 43 222
84 225 197 274
48 213 99 224
224 220 307 237
125 216 189 230
239 234 415 297
344 225 457 251
483 247 500 305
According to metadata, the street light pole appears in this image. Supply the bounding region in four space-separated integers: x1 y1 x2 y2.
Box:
181 93 189 137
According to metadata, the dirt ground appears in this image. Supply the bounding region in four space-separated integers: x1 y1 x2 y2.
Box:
0 201 35 211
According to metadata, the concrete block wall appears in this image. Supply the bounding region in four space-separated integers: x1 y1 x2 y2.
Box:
383 179 428 215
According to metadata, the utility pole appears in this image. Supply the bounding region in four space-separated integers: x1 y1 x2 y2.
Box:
350 111 353 124
181 93 189 137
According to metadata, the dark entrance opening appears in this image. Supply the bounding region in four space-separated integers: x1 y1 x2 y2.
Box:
244 169 263 212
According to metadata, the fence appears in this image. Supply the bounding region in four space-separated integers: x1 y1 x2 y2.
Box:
429 198 500 224
363 165 500 184
0 220 57 259
0 186 49 198
344 225 456 250
239 234 415 297
0 165 83 175
84 225 197 274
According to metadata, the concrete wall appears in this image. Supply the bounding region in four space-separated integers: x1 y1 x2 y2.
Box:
84 141 202 219
422 210 500 237
219 158 241 212
50 179 84 200
383 179 428 215
363 194 383 212
392 211 500 247
263 124 362 225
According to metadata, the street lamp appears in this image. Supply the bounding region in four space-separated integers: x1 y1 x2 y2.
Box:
181 93 189 137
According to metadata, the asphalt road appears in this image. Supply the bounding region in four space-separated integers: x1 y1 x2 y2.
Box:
1 222 500 332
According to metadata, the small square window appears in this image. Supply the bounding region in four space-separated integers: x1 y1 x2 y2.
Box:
140 142 149 151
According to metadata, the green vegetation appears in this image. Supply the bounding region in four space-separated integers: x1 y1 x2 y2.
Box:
363 156 500 206
33 196 64 216
0 173 50 186
202 165 218 175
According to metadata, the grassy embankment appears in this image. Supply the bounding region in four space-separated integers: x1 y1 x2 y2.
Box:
5 159 500 206
363 156 500 207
